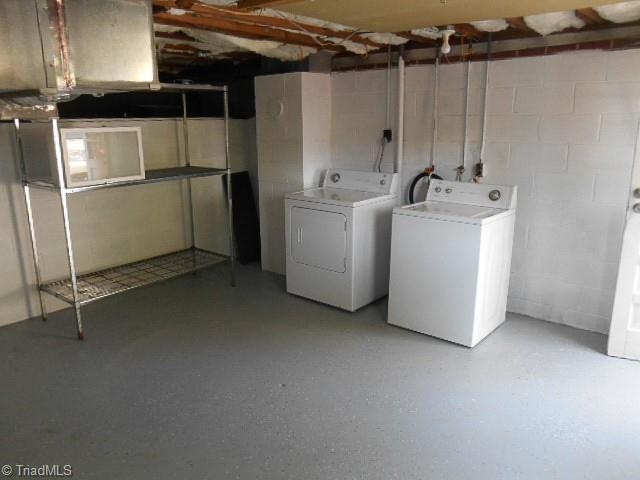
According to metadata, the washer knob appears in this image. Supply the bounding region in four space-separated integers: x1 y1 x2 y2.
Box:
434 187 442 193
489 189 501 201
380 179 386 185
330 173 341 183
445 187 453 194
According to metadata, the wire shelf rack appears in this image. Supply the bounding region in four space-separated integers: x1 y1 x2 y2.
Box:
41 248 226 306
16 83 235 339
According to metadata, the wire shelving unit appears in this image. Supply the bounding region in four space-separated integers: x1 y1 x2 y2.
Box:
14 83 236 340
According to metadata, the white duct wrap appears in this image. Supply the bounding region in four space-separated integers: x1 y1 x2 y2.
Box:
595 1 640 23
524 11 585 36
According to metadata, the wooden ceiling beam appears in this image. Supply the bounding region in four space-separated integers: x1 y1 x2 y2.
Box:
396 32 438 46
452 23 483 40
236 0 300 9
155 30 198 42
575 7 607 25
506 17 536 33
152 1 383 49
175 0 196 7
161 43 209 53
153 11 346 52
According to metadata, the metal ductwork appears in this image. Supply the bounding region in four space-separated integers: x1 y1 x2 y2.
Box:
0 0 158 118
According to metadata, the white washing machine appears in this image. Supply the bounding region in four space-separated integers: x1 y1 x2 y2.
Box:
387 180 517 347
285 169 398 311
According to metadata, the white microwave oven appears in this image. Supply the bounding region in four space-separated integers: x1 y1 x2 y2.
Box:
20 124 146 188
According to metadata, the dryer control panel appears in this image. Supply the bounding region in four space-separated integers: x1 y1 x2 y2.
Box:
322 169 398 195
427 180 517 210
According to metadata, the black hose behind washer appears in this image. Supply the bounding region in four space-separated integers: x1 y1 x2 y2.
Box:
408 172 442 204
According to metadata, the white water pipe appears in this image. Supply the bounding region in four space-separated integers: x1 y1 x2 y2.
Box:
386 46 392 129
395 54 405 203
458 58 471 182
430 53 439 169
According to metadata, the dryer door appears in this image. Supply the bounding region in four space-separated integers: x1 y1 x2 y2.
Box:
291 207 347 273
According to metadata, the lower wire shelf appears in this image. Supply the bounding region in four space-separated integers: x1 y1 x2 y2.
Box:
41 248 227 306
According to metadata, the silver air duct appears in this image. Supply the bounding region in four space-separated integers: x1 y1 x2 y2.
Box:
0 0 158 118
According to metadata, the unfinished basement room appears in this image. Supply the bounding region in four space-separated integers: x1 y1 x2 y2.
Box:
2 0 640 478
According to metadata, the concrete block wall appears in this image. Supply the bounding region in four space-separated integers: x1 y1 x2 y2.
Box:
255 72 331 274
0 118 256 327
332 49 640 334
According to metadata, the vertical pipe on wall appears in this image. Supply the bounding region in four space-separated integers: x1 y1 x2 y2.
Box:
386 46 392 129
479 33 492 169
395 52 405 202
458 56 471 182
430 51 440 170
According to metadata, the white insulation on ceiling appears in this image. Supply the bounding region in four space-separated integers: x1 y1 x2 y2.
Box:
524 11 585 36
158 0 640 64
470 19 509 32
157 1 411 61
595 1 640 23
155 24 317 61
410 27 441 40
361 32 408 45
262 8 353 32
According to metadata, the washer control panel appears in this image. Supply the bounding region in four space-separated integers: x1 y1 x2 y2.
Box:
322 169 398 195
427 180 517 210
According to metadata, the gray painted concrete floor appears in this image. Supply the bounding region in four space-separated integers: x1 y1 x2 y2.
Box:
1 263 639 480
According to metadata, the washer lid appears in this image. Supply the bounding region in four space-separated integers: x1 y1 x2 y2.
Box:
393 200 512 225
286 187 396 207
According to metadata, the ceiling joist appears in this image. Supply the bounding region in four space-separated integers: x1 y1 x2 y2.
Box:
155 30 198 42
236 0 300 8
575 7 607 25
154 10 347 52
396 32 438 46
452 23 483 40
153 0 384 49
505 17 535 32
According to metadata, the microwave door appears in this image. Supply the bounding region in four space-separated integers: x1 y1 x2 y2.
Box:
85 134 109 183
65 135 91 184
61 127 145 187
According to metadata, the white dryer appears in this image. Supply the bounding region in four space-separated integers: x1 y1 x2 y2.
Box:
285 169 398 311
387 180 517 347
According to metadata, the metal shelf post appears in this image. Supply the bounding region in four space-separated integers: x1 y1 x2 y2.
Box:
51 118 84 340
14 119 48 322
223 87 236 287
182 92 197 251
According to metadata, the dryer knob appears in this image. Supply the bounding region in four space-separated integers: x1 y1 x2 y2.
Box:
330 173 341 183
434 187 442 193
489 190 502 201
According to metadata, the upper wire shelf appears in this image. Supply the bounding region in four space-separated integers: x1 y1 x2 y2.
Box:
26 165 227 193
